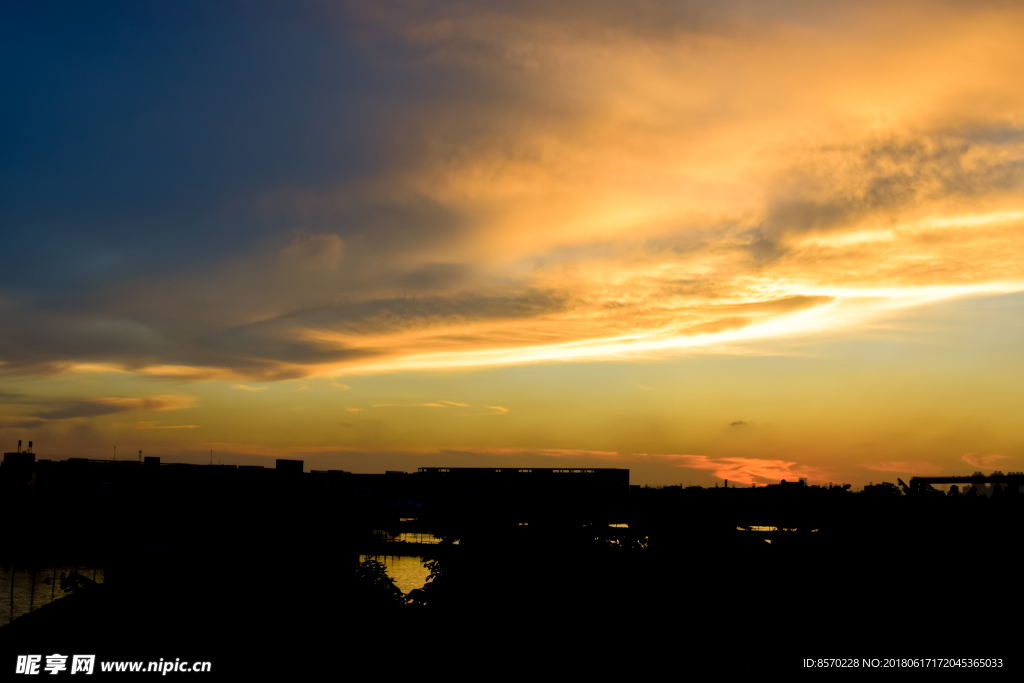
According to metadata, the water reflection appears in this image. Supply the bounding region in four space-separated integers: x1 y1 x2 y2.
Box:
0 565 105 628
358 555 428 595
370 531 457 545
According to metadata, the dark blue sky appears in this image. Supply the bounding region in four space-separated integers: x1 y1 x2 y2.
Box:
0 1 433 286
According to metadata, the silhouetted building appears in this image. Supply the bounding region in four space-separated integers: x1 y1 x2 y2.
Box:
910 473 1024 495
275 459 304 474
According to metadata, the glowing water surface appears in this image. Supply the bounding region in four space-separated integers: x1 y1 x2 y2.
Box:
0 566 106 628
358 555 431 595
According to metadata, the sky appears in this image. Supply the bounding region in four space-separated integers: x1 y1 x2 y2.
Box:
2 0 1023 485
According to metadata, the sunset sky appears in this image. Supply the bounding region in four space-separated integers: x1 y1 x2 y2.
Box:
2 0 1023 485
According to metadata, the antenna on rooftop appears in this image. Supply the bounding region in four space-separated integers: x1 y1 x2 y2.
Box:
18 439 22 452
138 450 142 463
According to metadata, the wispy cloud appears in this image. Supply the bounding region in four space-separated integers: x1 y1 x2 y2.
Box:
95 396 196 412
860 461 944 475
128 421 200 430
652 454 826 486
453 405 510 417
232 385 267 392
0 395 197 425
372 403 447 408
961 453 1013 469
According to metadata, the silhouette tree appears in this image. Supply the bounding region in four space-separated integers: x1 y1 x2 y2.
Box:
354 557 405 608
406 557 444 607
863 482 902 497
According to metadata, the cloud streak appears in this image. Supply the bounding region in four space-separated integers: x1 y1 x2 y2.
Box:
651 454 826 485
860 461 945 475
961 453 1013 469
128 422 200 430
0 394 196 430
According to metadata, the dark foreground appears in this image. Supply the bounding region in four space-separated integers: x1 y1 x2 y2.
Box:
1 474 1021 677
1 526 1019 677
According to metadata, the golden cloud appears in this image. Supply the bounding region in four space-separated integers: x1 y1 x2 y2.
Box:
653 454 827 485
95 395 197 412
860 461 944 475
961 453 1013 469
24 2 1024 382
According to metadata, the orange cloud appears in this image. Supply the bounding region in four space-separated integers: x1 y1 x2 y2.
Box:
860 461 944 475
961 453 1013 469
654 454 826 486
373 403 447 408
129 422 200 430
